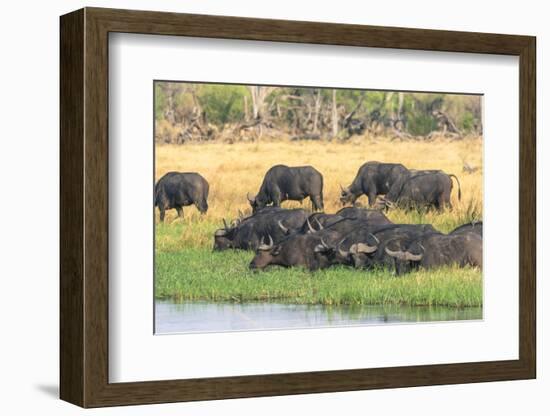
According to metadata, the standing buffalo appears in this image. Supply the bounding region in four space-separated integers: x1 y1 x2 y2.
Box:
155 172 209 222
340 161 408 207
248 165 324 212
382 170 461 211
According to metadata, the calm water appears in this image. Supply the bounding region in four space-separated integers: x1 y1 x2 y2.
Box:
155 300 482 334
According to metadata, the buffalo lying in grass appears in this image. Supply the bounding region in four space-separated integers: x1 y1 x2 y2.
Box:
155 172 209 222
450 221 483 236
292 212 345 235
248 213 396 271
249 228 346 271
213 208 308 251
335 206 393 225
384 231 482 274
248 164 324 212
332 224 439 269
294 208 393 236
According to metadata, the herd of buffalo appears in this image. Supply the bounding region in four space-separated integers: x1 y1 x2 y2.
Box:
155 161 481 275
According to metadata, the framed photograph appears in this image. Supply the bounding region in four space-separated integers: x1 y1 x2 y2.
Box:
60 7 536 408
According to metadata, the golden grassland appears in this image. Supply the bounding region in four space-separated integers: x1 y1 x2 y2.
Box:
154 137 483 307
155 136 482 235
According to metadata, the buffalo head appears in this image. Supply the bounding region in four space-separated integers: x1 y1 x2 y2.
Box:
339 185 357 206
212 219 234 251
336 234 379 268
247 192 266 213
249 235 280 270
384 241 424 275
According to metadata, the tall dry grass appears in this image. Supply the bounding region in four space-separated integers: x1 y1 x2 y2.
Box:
155 137 482 232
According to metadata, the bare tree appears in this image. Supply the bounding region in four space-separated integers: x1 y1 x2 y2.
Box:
331 89 338 138
249 86 275 120
312 89 322 133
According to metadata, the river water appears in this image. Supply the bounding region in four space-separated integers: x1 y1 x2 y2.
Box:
155 300 482 334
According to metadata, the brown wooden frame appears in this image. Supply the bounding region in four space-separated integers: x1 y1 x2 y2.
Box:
60 7 536 408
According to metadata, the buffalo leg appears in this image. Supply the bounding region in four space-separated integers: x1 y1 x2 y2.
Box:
438 193 451 211
367 190 378 207
159 207 166 222
311 194 324 211
271 188 282 207
175 206 184 218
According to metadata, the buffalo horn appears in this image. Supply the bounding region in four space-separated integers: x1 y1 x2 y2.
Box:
258 235 274 251
214 229 227 237
337 239 349 257
306 217 316 233
369 233 380 244
314 217 324 230
405 251 423 261
405 244 424 261
278 220 289 234
384 247 408 261
247 192 255 203
356 242 378 254
222 218 229 231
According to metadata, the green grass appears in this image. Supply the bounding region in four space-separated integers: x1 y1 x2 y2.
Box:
155 208 483 308
155 247 482 307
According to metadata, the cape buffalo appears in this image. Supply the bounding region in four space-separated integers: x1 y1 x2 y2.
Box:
450 221 483 236
382 170 461 211
249 228 345 271
340 162 408 207
155 172 209 222
213 208 308 251
334 224 439 269
248 165 324 212
293 213 345 235
384 231 482 274
335 206 393 226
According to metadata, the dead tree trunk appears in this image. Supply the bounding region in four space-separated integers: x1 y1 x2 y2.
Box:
248 86 275 140
312 89 322 133
331 89 338 138
243 95 249 121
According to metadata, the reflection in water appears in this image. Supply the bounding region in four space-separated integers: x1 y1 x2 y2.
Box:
155 301 482 334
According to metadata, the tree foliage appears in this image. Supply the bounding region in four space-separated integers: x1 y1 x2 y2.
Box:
154 82 482 143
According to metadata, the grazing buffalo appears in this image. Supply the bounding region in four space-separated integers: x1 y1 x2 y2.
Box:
248 165 324 212
155 172 209 222
384 231 482 274
450 221 483 237
335 206 393 226
334 224 439 269
249 228 345 271
213 208 308 251
382 170 461 211
340 162 408 207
